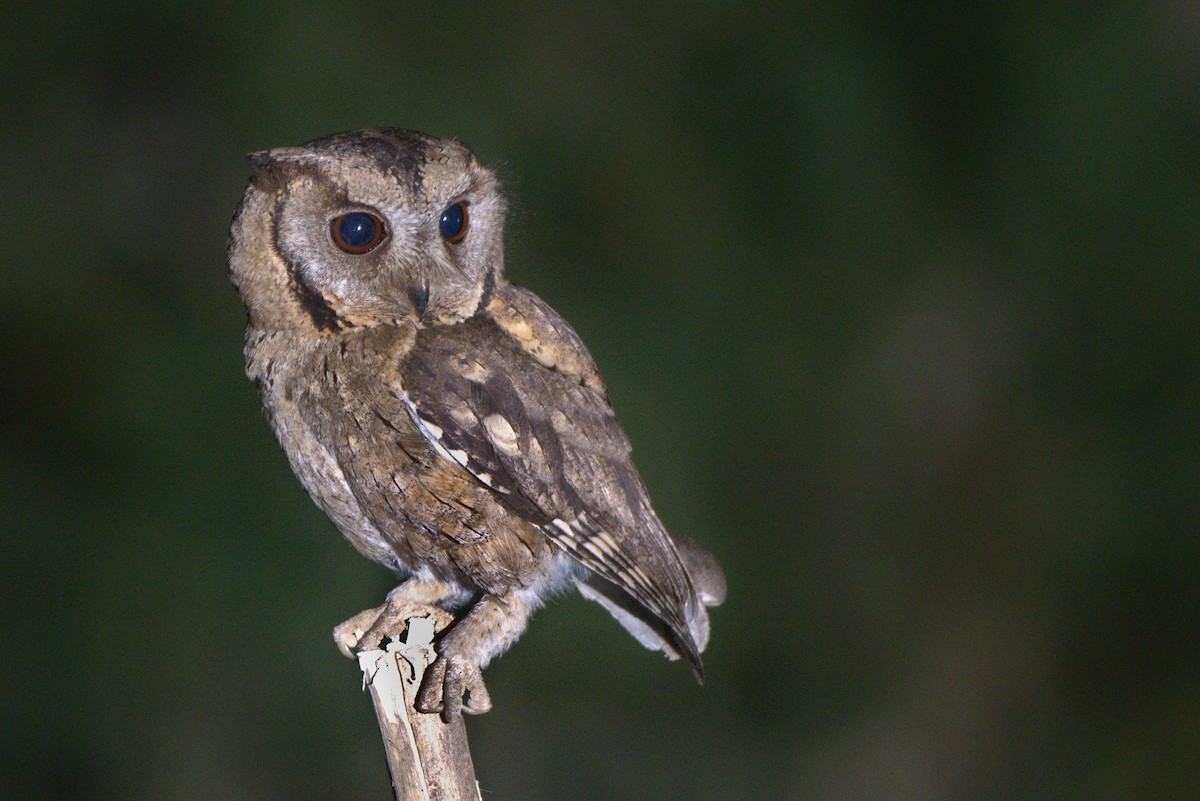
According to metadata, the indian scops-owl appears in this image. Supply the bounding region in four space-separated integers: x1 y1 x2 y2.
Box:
227 129 724 717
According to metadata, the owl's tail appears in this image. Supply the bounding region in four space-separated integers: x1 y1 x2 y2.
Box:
574 529 724 680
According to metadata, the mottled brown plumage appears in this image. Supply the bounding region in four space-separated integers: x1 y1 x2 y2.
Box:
228 129 724 717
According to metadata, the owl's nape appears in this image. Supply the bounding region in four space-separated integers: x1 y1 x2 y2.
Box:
229 128 722 718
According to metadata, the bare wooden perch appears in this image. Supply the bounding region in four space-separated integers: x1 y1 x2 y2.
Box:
344 606 482 801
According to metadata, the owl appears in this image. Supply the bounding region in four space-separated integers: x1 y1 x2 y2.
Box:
228 129 724 717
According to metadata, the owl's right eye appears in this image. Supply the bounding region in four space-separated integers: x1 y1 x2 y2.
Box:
331 211 386 254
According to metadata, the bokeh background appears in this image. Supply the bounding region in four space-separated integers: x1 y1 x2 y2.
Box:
3 3 1198 799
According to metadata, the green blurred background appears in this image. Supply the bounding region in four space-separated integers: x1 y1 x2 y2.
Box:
3 3 1197 799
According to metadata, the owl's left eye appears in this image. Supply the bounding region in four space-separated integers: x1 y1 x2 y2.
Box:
439 201 469 244
331 211 386 254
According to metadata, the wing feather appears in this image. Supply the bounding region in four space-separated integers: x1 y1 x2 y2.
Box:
400 300 705 670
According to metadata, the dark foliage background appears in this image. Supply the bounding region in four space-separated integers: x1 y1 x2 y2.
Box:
3 3 1197 799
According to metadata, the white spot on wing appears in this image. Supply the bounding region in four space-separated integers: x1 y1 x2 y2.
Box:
594 531 620 555
483 413 520 456
450 407 476 427
628 566 655 591
401 392 462 467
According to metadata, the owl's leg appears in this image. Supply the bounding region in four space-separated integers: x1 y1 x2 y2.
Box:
333 576 469 658
415 591 537 719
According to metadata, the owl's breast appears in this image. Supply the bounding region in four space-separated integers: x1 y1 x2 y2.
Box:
245 328 405 571
244 324 557 593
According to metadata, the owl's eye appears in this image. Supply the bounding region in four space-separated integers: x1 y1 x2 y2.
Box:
439 201 469 244
331 211 386 254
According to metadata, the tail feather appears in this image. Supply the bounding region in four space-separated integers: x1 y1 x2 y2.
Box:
574 530 723 681
670 529 726 608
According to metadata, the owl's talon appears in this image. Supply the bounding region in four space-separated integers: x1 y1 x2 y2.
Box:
334 604 388 658
416 654 492 719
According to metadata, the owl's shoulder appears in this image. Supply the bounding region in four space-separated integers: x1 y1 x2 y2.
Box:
483 282 608 398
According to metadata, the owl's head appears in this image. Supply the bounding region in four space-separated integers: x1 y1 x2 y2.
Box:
228 129 506 332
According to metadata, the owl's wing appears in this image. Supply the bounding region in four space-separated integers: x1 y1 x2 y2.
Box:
399 286 712 673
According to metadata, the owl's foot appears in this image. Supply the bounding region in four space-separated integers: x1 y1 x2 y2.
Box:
333 599 453 659
335 584 519 718
415 651 493 719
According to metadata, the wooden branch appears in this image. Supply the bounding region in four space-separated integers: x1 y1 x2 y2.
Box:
350 607 482 801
